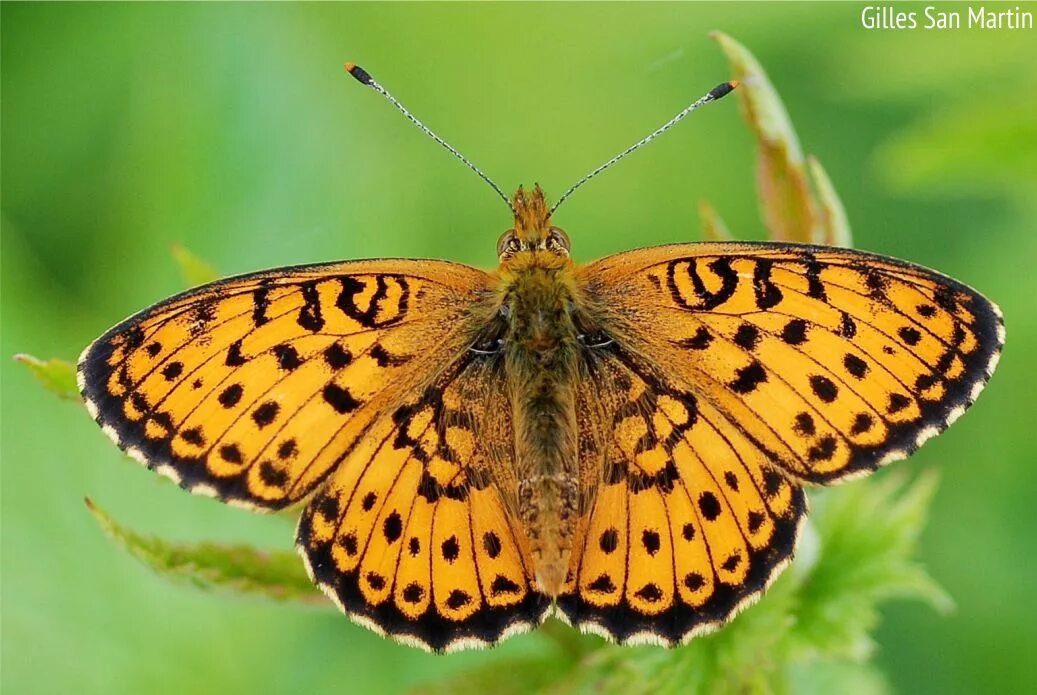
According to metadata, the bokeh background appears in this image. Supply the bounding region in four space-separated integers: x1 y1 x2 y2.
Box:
3 3 1035 693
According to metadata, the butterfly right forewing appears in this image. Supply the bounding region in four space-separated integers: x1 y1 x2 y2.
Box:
580 242 1004 484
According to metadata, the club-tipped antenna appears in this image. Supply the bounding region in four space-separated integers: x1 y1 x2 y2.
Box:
549 80 740 216
345 63 516 216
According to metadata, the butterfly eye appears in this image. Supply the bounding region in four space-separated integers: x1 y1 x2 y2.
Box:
546 227 571 256
470 337 504 355
578 330 614 349
497 230 521 259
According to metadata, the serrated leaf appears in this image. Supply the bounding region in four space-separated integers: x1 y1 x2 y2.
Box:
790 470 952 662
171 243 218 287
13 354 79 401
698 199 734 241
85 497 326 605
711 31 818 243
810 155 853 247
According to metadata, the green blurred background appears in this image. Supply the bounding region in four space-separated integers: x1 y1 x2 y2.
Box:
3 3 1035 693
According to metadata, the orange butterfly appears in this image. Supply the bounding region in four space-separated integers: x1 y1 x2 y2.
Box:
78 65 1003 652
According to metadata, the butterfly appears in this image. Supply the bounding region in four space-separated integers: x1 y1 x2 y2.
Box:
78 64 1004 653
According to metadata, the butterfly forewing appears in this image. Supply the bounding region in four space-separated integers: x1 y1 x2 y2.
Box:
580 242 1004 484
78 259 491 509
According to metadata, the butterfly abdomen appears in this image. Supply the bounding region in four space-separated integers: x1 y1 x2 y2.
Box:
502 259 581 595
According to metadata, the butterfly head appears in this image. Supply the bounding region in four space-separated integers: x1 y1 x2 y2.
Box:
497 185 571 263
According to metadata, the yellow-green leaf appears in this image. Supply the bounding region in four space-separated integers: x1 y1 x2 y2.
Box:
698 199 734 241
13 354 79 401
85 498 326 605
810 155 854 247
711 30 818 243
171 244 218 287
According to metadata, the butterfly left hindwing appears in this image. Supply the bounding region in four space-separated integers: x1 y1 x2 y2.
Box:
297 354 551 652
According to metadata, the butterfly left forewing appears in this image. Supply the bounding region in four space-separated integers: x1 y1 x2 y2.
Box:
78 259 491 509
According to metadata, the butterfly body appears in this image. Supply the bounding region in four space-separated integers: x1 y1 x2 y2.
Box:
79 184 1003 652
492 186 583 594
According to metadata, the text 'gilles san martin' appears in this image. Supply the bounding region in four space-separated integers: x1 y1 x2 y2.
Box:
861 5 1033 30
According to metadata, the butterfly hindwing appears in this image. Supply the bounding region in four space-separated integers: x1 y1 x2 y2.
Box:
296 355 551 651
580 242 1004 484
558 349 806 644
78 259 490 510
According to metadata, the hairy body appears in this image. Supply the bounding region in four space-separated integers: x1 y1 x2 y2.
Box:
492 187 584 595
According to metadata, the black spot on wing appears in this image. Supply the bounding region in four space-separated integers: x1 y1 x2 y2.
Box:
677 326 713 350
729 361 768 394
226 339 247 366
297 281 325 331
251 281 271 326
802 252 828 301
781 319 808 345
274 344 303 371
323 384 361 413
734 323 761 351
752 259 783 309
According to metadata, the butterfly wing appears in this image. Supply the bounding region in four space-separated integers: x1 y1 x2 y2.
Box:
559 347 806 644
581 242 1004 484
78 259 492 510
559 241 1003 644
296 353 551 652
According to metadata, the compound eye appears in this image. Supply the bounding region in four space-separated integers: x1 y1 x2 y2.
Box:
497 230 521 259
578 329 614 349
546 227 571 255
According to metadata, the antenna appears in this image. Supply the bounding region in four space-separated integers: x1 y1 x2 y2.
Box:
345 63 516 216
549 80 739 216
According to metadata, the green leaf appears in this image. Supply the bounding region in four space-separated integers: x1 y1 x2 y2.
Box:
711 31 818 243
413 653 574 695
698 199 734 241
809 155 854 247
790 470 952 662
85 497 326 605
171 243 218 287
13 354 79 401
